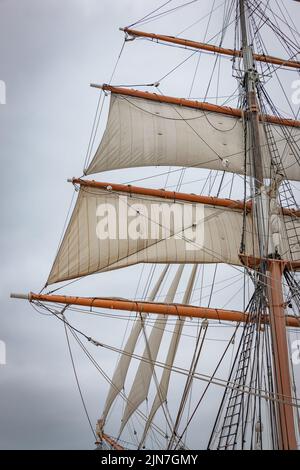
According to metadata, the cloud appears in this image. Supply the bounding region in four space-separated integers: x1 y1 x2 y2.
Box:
1 0 299 450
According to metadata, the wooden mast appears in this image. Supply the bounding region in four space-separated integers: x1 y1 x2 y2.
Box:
10 292 300 328
91 84 300 128
100 433 125 450
71 178 300 219
239 0 297 449
267 260 298 449
121 27 300 70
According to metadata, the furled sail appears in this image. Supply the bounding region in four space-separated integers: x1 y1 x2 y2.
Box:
119 265 184 435
100 265 169 424
47 183 300 285
139 265 198 447
85 92 300 181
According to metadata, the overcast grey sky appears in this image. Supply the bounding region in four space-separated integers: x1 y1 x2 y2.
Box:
1 0 300 450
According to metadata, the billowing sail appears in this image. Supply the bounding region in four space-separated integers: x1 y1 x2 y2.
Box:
100 265 169 424
85 93 300 181
47 184 299 285
139 265 198 447
119 265 184 435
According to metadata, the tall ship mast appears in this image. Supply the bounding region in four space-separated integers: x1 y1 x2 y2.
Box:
12 0 300 450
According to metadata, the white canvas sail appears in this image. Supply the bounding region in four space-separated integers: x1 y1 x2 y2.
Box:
47 186 299 285
139 265 198 447
100 265 169 424
119 265 184 435
85 93 300 181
